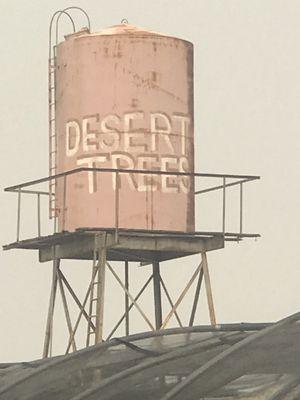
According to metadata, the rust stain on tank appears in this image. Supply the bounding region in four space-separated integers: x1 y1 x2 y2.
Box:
131 98 139 108
55 23 195 232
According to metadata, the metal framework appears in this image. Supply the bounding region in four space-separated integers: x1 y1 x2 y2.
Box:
3 167 260 356
39 235 219 356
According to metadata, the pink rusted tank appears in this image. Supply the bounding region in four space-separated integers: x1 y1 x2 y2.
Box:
55 23 194 232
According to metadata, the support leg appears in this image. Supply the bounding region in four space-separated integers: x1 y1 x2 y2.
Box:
152 262 162 330
125 261 129 336
95 235 107 343
202 252 217 326
42 258 58 358
189 263 204 326
56 266 77 352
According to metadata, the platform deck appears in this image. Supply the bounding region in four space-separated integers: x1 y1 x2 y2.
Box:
3 228 225 263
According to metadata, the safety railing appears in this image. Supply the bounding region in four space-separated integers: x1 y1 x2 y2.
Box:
4 168 260 244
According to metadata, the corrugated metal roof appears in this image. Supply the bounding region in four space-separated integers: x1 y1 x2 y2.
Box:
0 313 299 399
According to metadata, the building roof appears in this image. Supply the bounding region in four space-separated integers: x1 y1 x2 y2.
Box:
0 312 299 399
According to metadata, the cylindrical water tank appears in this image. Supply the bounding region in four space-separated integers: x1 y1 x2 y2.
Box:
55 23 194 232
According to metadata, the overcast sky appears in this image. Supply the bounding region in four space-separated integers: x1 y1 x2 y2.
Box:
1 0 300 362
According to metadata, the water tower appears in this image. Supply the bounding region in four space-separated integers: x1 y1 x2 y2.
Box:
3 7 260 358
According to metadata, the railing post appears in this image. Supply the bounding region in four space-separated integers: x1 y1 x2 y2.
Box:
16 188 21 242
37 193 41 237
222 177 226 235
240 182 243 235
115 171 119 242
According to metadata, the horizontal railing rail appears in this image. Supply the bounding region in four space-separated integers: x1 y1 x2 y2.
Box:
3 168 260 244
4 167 259 192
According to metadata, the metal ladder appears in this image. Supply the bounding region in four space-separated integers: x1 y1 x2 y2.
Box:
86 234 107 346
48 46 58 220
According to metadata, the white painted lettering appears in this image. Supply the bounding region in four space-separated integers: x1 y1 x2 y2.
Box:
82 115 99 152
173 114 190 155
66 121 80 157
137 156 159 192
77 155 108 194
124 112 146 153
161 156 179 193
179 156 191 193
111 152 137 191
150 113 174 152
100 114 120 151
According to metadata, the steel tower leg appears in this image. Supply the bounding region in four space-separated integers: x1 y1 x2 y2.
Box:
152 261 162 330
202 252 217 326
189 264 204 326
124 261 129 336
43 257 59 358
86 233 107 345
95 238 107 343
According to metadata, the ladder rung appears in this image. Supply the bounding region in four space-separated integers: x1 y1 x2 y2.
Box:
90 314 98 318
49 151 57 154
49 102 56 106
91 298 101 302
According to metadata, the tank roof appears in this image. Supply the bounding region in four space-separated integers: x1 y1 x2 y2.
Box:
96 22 174 37
65 23 193 45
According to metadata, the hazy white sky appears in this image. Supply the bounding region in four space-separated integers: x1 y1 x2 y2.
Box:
1 0 300 362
